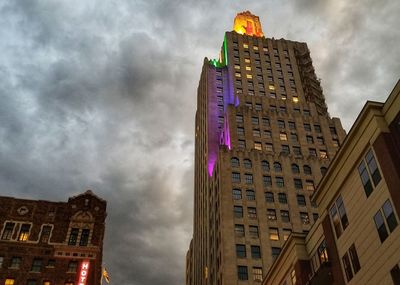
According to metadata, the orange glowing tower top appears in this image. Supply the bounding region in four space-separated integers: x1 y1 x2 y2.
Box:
233 11 264 37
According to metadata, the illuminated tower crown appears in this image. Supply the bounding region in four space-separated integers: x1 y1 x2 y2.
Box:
233 11 264 37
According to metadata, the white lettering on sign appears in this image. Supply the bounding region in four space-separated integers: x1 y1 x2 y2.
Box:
77 261 90 285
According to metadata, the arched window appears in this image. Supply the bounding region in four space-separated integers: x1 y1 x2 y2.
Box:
303 165 312 175
231 157 240 167
261 160 270 172
274 162 282 172
291 163 300 174
244 159 252 169
320 167 327 176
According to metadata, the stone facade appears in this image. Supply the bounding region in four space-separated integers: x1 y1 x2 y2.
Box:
0 190 107 285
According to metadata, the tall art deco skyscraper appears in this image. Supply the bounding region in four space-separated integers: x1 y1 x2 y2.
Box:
186 11 346 285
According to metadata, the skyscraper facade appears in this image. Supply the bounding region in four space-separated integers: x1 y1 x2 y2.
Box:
186 11 346 284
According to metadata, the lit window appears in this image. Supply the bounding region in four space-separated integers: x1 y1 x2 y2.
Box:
330 195 349 238
246 74 253 79
68 228 79 245
5 280 14 285
236 244 246 258
234 206 243 218
300 212 310 224
18 224 31 241
306 180 315 191
234 65 240 70
251 245 261 259
254 142 262 150
268 85 275 91
249 225 259 238
269 228 279 241
10 257 21 268
243 43 249 48
253 267 263 282
238 266 248 280
358 149 382 197
374 200 398 242
232 189 242 200
283 229 292 241
43 281 51 285
235 72 241 78
1 222 15 240
291 270 296 285
265 192 274 202
267 209 277 221
31 258 42 272
293 96 299 103
333 139 340 147
319 150 328 159
246 190 255 200
278 193 287 204
245 58 250 63
279 133 288 141
281 210 290 222
245 66 251 71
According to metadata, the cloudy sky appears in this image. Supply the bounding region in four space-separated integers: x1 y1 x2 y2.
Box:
0 0 399 284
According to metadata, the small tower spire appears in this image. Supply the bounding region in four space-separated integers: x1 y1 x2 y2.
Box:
233 11 264 37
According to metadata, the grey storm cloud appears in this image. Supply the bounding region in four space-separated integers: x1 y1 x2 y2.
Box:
0 0 399 284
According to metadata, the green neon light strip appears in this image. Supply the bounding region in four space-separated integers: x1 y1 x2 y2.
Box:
223 34 228 66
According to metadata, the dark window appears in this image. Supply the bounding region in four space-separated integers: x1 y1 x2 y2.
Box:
245 174 253 184
276 177 284 188
317 136 324 145
237 127 245 136
330 126 337 135
235 224 245 237
293 146 301 155
278 120 285 129
291 164 300 174
330 195 348 238
281 210 290 222
314 125 321 133
248 207 257 219
365 149 382 186
231 157 240 167
234 206 243 218
342 252 353 281
306 135 314 144
358 149 382 197
262 117 270 127
68 228 79 245
303 165 312 175
249 226 259 238
252 117 259 125
313 213 319 222
18 224 31 241
303 109 310 116
1 222 15 240
297 195 306 206
67 261 77 273
348 244 361 274
251 245 261 259
265 192 274 202
238 266 248 280
40 226 52 243
294 178 303 189
309 148 317 156
261 160 270 172
290 133 298 142
390 264 400 284
375 200 398 242
238 140 246 148
263 176 272 188
79 229 90 246
281 145 290 154
236 244 246 258
383 200 398 232
288 121 296 130
47 259 55 267
244 159 252 169
246 190 255 200
10 257 22 268
236 115 243 123
278 193 287 204
274 162 282 172
272 247 281 260
232 172 240 183
31 258 42 272
304 123 311 132
233 189 242 200
27 280 36 285
321 167 327 176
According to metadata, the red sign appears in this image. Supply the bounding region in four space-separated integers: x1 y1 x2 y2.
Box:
78 260 90 285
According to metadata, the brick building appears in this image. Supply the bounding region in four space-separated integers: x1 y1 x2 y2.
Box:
0 190 107 285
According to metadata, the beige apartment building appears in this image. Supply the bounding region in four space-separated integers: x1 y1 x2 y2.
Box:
263 80 400 285
186 11 347 284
